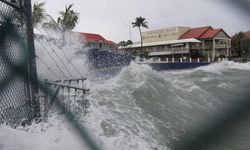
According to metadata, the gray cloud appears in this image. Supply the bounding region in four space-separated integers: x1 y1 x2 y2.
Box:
39 0 250 43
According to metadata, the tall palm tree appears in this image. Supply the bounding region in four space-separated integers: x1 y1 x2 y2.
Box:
57 4 79 31
32 2 46 27
132 16 148 55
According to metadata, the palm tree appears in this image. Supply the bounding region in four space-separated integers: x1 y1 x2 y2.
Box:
118 41 127 48
118 40 133 48
132 16 148 56
57 4 79 31
126 40 133 47
42 14 61 31
32 2 46 27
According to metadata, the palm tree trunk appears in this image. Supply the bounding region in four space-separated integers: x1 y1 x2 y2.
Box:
139 26 143 56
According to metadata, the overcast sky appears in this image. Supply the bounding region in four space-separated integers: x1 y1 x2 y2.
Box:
34 0 250 43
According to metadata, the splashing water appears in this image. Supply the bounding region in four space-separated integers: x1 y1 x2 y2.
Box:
2 23 250 149
1 59 250 150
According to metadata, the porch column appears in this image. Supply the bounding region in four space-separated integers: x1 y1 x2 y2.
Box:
230 39 232 56
202 40 205 56
187 43 191 60
212 38 216 62
171 46 174 61
226 39 229 57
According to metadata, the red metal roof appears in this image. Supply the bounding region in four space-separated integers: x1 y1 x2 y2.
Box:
179 26 212 39
76 32 117 48
79 32 107 42
199 28 222 39
179 26 230 39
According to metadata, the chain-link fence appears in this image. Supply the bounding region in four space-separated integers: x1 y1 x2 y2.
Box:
0 1 99 149
0 0 39 127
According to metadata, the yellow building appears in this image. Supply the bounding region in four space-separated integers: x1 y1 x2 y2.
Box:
142 27 190 43
120 26 231 62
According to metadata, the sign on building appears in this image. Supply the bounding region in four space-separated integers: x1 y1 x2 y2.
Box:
142 27 190 43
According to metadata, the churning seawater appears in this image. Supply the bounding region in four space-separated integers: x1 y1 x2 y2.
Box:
1 61 250 150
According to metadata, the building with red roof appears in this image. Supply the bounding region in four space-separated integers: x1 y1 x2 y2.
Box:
179 26 231 61
121 26 231 62
179 26 230 40
77 32 117 51
179 26 212 39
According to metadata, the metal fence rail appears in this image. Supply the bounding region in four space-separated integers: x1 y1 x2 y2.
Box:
42 79 89 121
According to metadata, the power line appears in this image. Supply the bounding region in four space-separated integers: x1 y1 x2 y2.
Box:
36 27 74 78
35 55 61 79
37 25 83 76
129 21 131 41
35 37 68 79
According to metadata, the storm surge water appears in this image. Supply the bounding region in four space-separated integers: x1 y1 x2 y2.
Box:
1 61 250 150
83 61 250 150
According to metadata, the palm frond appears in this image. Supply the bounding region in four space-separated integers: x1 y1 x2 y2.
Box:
32 2 46 26
57 4 79 31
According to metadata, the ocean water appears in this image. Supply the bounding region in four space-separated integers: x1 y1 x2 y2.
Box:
1 61 250 150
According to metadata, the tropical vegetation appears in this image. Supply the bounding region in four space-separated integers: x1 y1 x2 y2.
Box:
231 32 250 58
32 2 46 27
132 16 148 56
32 2 79 32
118 40 133 48
57 4 79 31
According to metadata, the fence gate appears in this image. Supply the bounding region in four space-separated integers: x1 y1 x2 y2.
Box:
0 0 39 127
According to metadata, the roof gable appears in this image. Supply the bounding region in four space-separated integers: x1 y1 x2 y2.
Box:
179 26 230 39
179 26 212 39
200 29 222 39
214 30 230 38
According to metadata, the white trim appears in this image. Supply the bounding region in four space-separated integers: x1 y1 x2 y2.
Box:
148 50 189 56
126 38 201 49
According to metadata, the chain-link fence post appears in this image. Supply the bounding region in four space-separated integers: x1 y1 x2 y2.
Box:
23 0 40 119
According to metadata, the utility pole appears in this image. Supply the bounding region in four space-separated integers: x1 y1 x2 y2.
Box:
129 21 131 41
